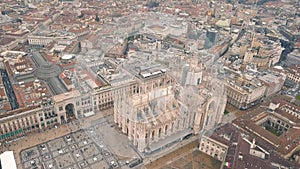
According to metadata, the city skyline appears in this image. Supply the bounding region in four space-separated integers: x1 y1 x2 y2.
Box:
0 0 299 169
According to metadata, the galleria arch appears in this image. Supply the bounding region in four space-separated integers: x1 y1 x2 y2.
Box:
53 91 81 124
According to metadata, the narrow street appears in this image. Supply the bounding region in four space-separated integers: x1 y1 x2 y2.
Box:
0 69 19 109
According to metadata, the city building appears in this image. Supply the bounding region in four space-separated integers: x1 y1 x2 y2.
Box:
234 96 300 159
200 122 300 169
225 72 266 109
286 64 300 84
28 30 77 47
204 28 218 49
199 134 228 162
258 72 286 97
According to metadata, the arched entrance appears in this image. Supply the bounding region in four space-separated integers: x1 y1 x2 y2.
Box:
65 103 75 121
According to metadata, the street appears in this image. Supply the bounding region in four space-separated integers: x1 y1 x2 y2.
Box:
0 69 19 109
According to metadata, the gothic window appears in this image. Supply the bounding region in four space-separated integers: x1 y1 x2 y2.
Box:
152 131 155 141
165 125 168 135
158 128 162 138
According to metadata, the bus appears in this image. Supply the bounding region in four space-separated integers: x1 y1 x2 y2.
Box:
128 158 143 168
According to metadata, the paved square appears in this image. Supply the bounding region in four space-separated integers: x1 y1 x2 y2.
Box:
48 138 66 151
20 121 140 169
55 152 74 168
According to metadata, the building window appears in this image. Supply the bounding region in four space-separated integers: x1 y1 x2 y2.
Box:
152 131 155 141
59 106 63 111
158 128 162 138
165 125 168 135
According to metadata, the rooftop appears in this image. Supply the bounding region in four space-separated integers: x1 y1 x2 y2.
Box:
206 123 300 169
233 95 300 157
